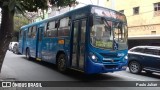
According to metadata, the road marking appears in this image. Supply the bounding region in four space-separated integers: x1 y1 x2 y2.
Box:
112 73 146 81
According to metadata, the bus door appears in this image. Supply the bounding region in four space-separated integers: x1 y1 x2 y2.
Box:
71 19 87 70
19 30 26 54
23 30 27 54
36 27 43 59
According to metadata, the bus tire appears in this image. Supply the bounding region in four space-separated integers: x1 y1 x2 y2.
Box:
57 54 67 72
26 48 31 60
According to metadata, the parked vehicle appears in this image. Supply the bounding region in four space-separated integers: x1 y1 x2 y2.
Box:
13 43 19 54
9 42 18 51
128 46 160 74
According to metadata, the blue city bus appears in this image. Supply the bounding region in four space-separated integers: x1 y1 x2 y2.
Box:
19 5 128 74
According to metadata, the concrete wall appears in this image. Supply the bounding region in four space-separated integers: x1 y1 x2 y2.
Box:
105 0 160 37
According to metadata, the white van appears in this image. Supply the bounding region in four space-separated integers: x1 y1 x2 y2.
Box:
9 42 18 51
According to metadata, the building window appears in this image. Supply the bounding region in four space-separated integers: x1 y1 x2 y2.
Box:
119 10 124 14
154 2 160 16
154 2 160 11
133 7 139 15
151 31 156 34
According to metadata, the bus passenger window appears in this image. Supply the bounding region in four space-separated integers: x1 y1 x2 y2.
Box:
58 17 70 37
28 27 32 38
46 21 57 37
31 26 37 38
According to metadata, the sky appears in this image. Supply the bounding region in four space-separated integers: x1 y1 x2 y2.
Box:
76 0 106 8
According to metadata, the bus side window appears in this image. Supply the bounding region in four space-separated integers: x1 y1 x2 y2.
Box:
19 30 23 39
44 23 49 37
28 27 32 38
31 26 37 38
46 21 57 37
58 17 70 37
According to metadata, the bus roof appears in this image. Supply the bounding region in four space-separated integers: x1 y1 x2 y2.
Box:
21 5 125 30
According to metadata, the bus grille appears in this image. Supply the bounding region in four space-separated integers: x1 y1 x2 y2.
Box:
103 60 120 63
104 65 118 69
100 53 118 58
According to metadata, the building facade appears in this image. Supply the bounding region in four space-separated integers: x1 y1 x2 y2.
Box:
105 0 160 48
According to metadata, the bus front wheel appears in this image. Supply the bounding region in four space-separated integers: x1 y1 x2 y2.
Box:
26 48 31 60
57 54 67 72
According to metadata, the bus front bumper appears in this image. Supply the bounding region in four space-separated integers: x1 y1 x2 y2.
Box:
85 58 128 74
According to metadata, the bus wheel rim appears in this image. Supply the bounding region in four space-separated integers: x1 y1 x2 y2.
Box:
58 57 65 71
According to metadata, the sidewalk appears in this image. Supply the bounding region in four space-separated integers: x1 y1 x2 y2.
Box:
0 64 17 90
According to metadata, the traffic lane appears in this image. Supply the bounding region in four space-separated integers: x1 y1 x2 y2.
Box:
110 68 160 81
19 59 160 81
2 51 160 81
2 51 75 81
2 54 132 81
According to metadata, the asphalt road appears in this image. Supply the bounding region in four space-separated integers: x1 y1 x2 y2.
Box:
0 51 160 90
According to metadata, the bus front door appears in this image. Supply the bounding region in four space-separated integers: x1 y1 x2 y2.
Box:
71 19 86 70
36 27 43 59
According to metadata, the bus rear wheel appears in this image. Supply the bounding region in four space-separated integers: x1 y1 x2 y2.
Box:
57 54 67 72
26 48 31 60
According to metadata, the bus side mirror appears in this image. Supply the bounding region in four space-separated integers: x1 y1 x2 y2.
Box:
89 15 93 26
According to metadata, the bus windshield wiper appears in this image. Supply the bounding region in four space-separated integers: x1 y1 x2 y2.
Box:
101 17 111 35
101 17 110 28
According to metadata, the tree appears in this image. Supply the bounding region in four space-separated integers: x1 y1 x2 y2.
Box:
13 14 29 41
0 0 77 73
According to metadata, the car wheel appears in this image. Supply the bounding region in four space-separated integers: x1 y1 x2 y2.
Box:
26 48 31 60
129 61 142 74
57 54 67 72
13 47 16 54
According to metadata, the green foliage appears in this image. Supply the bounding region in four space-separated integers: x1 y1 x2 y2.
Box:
13 15 29 41
49 0 76 7
0 0 77 13
14 15 29 31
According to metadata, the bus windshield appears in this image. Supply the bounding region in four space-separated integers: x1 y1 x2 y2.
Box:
90 17 128 50
113 22 128 50
90 17 113 49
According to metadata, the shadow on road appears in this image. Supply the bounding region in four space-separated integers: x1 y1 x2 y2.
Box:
125 70 160 79
140 72 160 79
21 57 122 81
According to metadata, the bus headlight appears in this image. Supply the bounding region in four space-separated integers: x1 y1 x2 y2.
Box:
91 55 96 60
89 53 98 62
124 55 128 60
